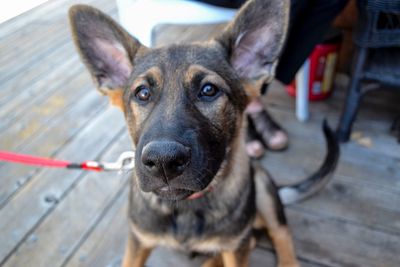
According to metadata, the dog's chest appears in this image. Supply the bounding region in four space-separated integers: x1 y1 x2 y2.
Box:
130 209 252 253
129 190 255 253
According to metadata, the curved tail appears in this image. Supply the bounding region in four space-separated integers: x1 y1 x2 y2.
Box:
278 120 340 205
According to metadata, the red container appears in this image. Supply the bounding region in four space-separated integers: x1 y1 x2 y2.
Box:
286 43 340 101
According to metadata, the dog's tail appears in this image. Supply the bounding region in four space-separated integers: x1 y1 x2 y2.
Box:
278 120 340 205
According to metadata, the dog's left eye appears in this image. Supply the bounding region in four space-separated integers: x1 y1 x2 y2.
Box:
135 86 151 102
198 84 220 101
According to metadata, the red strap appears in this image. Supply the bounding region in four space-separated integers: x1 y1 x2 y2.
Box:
0 151 71 168
0 150 103 172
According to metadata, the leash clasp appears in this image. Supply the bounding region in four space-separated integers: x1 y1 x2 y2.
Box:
101 151 135 171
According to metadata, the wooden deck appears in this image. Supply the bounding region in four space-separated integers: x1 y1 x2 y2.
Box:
1 0 400 266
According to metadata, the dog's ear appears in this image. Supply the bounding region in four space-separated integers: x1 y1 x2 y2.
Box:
69 5 143 108
217 0 289 94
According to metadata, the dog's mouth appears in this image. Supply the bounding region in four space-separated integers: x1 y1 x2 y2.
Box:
153 185 213 201
154 187 193 200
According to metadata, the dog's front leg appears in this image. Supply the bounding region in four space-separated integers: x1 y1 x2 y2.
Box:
220 240 252 267
202 254 223 267
121 232 153 267
254 167 300 267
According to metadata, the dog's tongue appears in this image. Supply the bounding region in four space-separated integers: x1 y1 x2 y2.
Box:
186 186 213 200
187 191 204 200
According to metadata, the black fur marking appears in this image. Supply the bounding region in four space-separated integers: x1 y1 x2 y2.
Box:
267 181 287 225
195 210 205 236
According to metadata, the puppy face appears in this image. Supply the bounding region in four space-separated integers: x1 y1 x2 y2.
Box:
123 44 247 200
69 0 289 200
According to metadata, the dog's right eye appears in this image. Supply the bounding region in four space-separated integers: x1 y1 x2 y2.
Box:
134 86 151 102
198 83 221 101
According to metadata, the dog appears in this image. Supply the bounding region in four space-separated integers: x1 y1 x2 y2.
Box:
69 0 339 266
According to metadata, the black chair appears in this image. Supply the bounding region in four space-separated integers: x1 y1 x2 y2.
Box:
336 0 400 142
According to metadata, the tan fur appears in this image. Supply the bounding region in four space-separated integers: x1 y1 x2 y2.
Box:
105 88 124 110
202 255 224 267
121 234 152 267
269 226 300 267
130 221 252 253
241 77 268 100
220 241 252 267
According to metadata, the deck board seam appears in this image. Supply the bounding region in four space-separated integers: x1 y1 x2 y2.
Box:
0 127 126 265
60 179 130 267
0 96 108 209
0 7 117 85
0 63 86 131
0 55 78 102
287 204 400 237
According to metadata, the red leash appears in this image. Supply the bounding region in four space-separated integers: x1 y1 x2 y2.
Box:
0 150 135 172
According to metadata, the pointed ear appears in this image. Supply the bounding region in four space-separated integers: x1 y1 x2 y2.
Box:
69 5 143 95
217 0 289 82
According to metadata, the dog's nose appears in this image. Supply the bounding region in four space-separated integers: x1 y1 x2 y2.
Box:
141 140 191 179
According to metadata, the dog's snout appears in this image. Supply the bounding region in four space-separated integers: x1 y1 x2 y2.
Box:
141 141 191 179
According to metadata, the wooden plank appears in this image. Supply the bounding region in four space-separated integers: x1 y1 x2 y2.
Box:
262 108 400 187
0 60 89 134
259 208 400 267
0 0 76 39
0 90 107 207
0 0 117 85
0 0 117 97
264 150 400 238
0 53 77 103
62 185 130 267
262 110 400 190
292 174 400 234
264 139 400 194
2 131 129 267
0 107 125 264
256 117 400 257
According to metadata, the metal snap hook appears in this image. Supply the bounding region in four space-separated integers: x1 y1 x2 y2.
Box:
101 151 135 171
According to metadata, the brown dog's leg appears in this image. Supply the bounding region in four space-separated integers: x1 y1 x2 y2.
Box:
267 225 299 267
219 240 252 267
121 233 152 267
254 166 300 267
202 254 224 267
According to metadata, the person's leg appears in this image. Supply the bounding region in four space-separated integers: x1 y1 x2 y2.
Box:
245 98 289 157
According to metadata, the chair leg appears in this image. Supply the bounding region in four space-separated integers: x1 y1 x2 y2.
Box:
336 47 368 142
